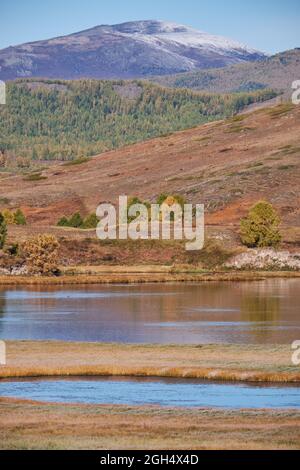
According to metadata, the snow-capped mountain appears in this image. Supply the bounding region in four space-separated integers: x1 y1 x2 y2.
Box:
0 20 266 80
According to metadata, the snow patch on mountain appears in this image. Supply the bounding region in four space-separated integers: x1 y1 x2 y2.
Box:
112 20 260 54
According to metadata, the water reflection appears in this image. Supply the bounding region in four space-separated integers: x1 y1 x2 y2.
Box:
0 280 299 344
0 292 6 336
241 295 279 323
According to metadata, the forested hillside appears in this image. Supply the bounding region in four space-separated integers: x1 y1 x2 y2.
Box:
0 79 276 170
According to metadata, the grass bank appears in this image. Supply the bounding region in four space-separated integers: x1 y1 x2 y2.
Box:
0 269 299 285
1 341 299 383
1 398 299 450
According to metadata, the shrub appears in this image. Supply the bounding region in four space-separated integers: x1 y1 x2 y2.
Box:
188 238 232 269
63 157 90 166
6 243 19 256
68 212 84 228
14 209 26 225
127 196 151 222
0 213 7 249
23 172 47 182
57 216 70 227
240 201 281 248
156 193 169 206
2 208 26 225
157 193 186 209
2 209 15 225
156 194 186 221
57 212 98 229
22 234 60 275
82 213 99 229
0 197 10 205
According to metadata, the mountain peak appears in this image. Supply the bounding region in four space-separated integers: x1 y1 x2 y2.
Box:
0 20 265 81
106 20 188 34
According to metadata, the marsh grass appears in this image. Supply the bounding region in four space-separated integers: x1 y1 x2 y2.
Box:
1 341 300 383
1 399 299 450
0 271 299 287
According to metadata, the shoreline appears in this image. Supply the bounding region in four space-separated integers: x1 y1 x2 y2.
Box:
1 341 299 383
0 270 300 285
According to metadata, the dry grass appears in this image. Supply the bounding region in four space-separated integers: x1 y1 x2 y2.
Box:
1 341 300 383
0 270 299 286
0 398 300 450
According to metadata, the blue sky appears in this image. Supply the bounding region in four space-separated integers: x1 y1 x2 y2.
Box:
1 0 299 53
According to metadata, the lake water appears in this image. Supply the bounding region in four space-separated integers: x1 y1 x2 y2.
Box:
0 376 299 409
0 279 299 344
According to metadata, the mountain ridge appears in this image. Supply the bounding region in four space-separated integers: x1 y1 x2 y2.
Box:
0 20 265 80
153 48 300 96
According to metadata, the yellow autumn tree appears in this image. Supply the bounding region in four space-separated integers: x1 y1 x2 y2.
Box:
22 234 60 275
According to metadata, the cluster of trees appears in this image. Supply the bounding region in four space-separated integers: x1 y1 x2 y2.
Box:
56 199 281 245
57 212 99 229
0 79 276 168
0 209 26 250
2 209 26 225
57 195 187 230
127 194 187 222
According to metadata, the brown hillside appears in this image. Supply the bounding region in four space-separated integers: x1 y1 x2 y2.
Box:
0 103 299 245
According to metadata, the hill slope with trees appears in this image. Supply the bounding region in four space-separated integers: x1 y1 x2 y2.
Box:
0 79 275 170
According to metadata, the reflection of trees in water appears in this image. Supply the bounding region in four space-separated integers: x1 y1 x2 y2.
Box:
0 294 5 316
120 283 236 322
241 295 280 323
0 292 7 336
241 293 280 341
128 283 244 322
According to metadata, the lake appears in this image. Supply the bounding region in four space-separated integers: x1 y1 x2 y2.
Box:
0 279 299 344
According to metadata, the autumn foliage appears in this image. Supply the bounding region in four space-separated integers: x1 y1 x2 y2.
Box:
22 234 60 275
